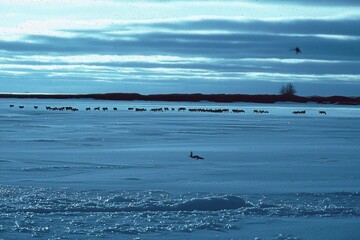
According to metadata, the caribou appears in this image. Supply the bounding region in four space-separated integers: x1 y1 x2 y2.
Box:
254 110 269 114
232 109 245 113
150 108 163 112
292 110 306 115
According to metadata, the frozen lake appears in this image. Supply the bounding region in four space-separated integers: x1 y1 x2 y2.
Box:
1 98 359 239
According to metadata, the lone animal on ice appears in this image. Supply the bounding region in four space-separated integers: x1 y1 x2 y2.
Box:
292 47 302 54
190 151 204 160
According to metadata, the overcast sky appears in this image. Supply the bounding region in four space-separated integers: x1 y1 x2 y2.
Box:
1 0 359 96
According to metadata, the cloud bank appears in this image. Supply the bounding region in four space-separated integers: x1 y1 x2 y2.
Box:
0 1 359 95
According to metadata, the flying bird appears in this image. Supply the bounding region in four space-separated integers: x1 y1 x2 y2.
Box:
189 151 204 160
292 47 302 54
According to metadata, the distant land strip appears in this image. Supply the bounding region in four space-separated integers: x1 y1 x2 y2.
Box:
1 93 360 105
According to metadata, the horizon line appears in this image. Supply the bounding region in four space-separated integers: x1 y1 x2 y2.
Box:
1 92 359 105
1 92 359 98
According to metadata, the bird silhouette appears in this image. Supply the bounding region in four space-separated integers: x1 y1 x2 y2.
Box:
189 151 204 160
292 47 302 54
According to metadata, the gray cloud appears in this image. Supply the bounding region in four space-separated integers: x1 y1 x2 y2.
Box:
143 18 360 36
1 16 360 95
2 27 357 61
260 0 360 6
111 0 360 6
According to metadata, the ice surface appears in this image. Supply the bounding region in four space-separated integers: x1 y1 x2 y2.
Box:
0 98 359 239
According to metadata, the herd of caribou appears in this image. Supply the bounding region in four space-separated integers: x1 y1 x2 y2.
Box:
7 104 327 115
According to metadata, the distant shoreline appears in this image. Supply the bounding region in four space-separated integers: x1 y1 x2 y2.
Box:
1 93 360 105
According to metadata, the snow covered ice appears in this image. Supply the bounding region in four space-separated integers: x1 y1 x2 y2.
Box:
0 98 359 239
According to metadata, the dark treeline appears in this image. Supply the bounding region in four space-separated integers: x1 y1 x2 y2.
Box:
1 93 360 105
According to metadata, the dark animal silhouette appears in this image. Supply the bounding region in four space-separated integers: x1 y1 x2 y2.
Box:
86 107 91 111
232 109 245 113
189 151 204 160
254 109 269 114
319 111 327 115
292 110 306 114
292 47 302 54
188 108 229 113
34 106 38 109
150 108 163 112
9 105 14 108
19 106 24 109
113 107 118 111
